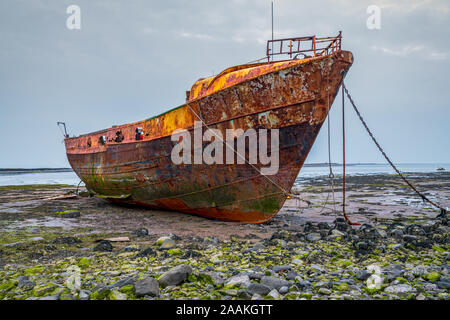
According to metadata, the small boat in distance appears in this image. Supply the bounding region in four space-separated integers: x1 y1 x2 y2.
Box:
63 33 353 223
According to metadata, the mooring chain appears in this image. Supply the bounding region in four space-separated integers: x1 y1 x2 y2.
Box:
343 85 448 217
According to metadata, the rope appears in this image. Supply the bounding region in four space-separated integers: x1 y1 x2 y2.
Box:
76 180 84 196
185 103 311 206
318 91 337 214
343 84 448 218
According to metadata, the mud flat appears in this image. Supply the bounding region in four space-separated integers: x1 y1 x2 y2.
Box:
0 172 449 300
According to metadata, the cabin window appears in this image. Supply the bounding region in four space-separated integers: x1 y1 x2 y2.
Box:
99 135 106 145
135 127 144 141
114 131 124 143
87 138 92 148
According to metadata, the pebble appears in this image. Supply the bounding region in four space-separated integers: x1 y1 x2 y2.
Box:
356 270 371 281
272 265 291 273
158 264 192 288
53 237 82 245
225 275 250 288
267 289 280 299
134 228 149 237
247 283 271 296
260 276 290 290
436 278 450 289
384 284 416 297
279 286 289 294
251 242 265 251
306 233 321 242
135 276 159 297
159 238 176 250
93 240 113 252
107 276 137 290
318 288 331 295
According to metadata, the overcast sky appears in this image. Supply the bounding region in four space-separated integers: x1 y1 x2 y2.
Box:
0 0 449 168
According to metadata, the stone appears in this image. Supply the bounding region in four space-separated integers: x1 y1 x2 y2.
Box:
156 236 171 245
206 272 225 286
109 289 128 300
385 264 404 281
436 278 450 289
285 270 298 281
17 276 35 291
251 242 265 251
107 276 137 290
134 228 149 237
279 286 289 294
375 229 387 238
79 290 91 299
306 233 321 242
296 280 312 289
225 275 250 288
260 276 290 290
237 289 251 299
248 271 264 280
158 264 193 288
424 272 441 282
390 229 404 238
124 245 140 252
411 265 428 277
267 289 280 299
53 237 82 245
272 265 291 273
30 237 44 242
59 210 81 218
93 240 113 252
318 288 331 295
356 270 371 281
135 247 156 257
314 282 330 289
416 293 426 300
247 283 271 296
318 222 330 230
384 284 416 297
159 238 176 250
329 229 345 237
135 276 159 297
355 242 368 251
251 293 263 300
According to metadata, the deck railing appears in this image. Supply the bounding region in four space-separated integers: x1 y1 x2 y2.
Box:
266 32 342 62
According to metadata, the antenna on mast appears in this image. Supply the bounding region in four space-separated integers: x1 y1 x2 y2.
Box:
271 1 274 61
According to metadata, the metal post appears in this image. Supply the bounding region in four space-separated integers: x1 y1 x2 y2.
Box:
342 82 346 218
271 1 274 62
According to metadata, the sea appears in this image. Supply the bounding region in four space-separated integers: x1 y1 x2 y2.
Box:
0 163 447 187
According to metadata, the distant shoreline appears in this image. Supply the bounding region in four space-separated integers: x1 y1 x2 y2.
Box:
0 162 448 173
0 168 73 174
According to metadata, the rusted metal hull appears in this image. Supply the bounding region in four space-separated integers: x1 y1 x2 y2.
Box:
64 51 353 223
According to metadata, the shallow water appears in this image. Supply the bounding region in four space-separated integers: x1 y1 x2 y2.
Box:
0 163 447 186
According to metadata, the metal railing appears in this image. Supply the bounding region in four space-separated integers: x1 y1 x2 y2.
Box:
266 32 342 62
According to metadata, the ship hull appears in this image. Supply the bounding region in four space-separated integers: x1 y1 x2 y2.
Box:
65 51 353 223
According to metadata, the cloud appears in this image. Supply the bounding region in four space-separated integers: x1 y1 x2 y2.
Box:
371 44 449 60
371 44 424 56
179 31 214 40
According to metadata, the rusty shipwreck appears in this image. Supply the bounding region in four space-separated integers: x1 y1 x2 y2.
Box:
63 33 353 223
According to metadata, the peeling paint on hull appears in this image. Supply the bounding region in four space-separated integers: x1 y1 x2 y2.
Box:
64 51 353 223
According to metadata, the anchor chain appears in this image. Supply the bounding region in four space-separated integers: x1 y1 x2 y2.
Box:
343 85 448 218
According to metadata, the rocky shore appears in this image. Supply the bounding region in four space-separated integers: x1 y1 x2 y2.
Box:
0 172 449 300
